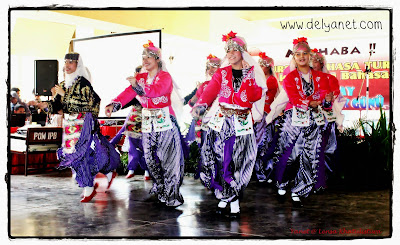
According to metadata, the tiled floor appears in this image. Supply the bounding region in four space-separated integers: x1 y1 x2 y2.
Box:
9 171 391 239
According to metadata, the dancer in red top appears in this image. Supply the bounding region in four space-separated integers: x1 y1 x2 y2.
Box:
188 54 221 107
187 54 221 142
105 41 184 207
192 31 267 217
109 65 151 180
273 37 332 206
253 52 280 183
310 48 345 192
185 55 221 178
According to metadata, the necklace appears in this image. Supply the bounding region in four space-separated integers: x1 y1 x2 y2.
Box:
232 68 243 92
298 70 314 96
147 70 160 84
300 71 311 83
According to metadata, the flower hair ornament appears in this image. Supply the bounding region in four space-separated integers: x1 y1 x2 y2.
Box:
143 40 155 49
258 52 274 67
142 40 161 59
222 31 237 42
207 54 217 59
293 37 308 45
206 54 221 68
310 48 328 73
223 31 247 53
287 37 311 73
292 37 310 53
311 48 325 63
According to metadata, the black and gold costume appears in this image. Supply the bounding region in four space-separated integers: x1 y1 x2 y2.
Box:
48 76 100 117
48 75 119 188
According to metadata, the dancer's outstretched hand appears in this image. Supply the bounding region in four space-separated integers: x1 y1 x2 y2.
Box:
104 104 114 117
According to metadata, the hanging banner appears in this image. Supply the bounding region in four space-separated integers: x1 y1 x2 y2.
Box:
270 39 390 111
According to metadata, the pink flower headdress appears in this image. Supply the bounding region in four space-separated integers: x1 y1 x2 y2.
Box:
142 40 161 59
222 31 247 53
292 37 310 53
258 52 274 68
206 54 221 68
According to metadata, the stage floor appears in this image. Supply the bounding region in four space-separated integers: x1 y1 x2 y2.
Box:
9 172 391 239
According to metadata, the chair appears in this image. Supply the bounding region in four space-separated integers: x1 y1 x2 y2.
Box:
10 127 63 176
10 114 26 127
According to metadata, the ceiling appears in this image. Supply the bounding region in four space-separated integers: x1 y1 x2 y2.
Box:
52 9 350 41
54 10 212 41
52 9 390 42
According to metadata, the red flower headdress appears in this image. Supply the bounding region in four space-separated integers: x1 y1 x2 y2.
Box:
207 54 217 59
311 48 324 62
142 40 160 59
143 40 155 48
206 54 221 68
258 52 269 60
222 31 237 42
293 37 308 45
258 51 274 67
222 31 247 52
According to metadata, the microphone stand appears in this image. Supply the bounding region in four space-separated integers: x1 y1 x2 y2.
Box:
357 50 373 119
365 63 371 118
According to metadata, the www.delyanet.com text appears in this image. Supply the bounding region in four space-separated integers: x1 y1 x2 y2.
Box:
280 18 383 32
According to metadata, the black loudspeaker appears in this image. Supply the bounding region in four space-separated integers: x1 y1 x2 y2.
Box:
35 60 59 96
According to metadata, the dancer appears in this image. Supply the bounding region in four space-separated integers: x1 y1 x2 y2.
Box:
187 54 221 146
310 48 345 131
105 41 185 207
38 52 120 202
192 31 267 217
310 48 345 192
186 54 221 178
109 66 150 180
273 37 332 206
188 54 221 107
253 52 280 183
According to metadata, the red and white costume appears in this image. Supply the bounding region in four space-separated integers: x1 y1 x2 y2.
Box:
111 71 175 116
283 69 330 112
108 40 185 207
253 52 280 182
192 32 267 211
196 66 263 110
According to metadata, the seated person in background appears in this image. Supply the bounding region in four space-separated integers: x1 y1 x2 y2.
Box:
11 87 21 97
10 92 19 112
13 104 26 114
10 103 27 127
10 88 31 117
